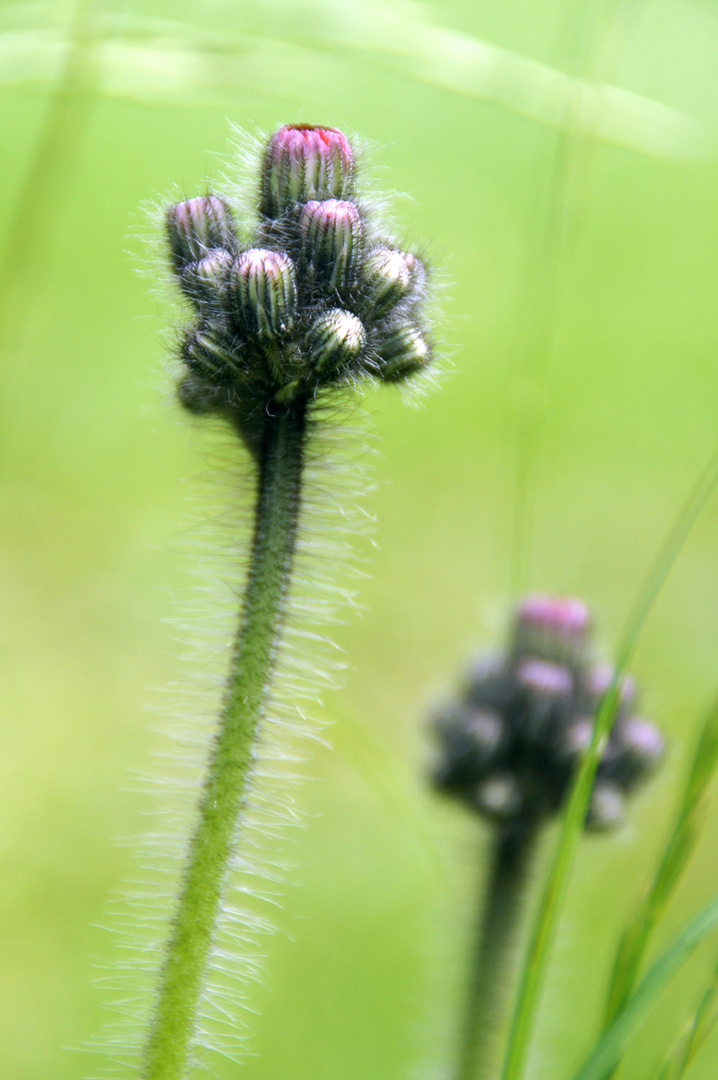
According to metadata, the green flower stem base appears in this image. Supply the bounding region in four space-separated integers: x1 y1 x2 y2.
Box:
457 819 540 1080
141 399 308 1080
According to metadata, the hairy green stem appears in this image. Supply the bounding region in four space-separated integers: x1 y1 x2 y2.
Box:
141 400 308 1080
456 820 539 1080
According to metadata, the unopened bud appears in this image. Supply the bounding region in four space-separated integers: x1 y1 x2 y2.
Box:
180 249 233 306
299 199 363 290
584 664 636 712
377 323 430 381
261 124 354 219
183 328 238 379
516 658 573 740
474 774 523 821
231 249 297 339
586 782 625 831
166 196 235 271
362 246 414 315
464 708 505 761
306 308 365 375
556 716 593 762
514 595 590 666
516 658 573 700
432 703 503 793
612 718 665 785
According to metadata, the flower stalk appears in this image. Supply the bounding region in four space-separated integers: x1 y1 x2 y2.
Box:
141 123 432 1078
457 819 539 1080
141 402 306 1080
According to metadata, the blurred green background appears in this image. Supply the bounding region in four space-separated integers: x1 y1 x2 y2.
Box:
3 0 718 1077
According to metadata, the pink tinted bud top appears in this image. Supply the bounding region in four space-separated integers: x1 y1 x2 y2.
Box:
516 658 573 700
514 594 590 665
518 595 589 637
166 195 235 269
299 199 363 288
261 124 354 219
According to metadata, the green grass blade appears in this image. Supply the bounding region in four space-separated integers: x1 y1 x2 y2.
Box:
499 444 718 1080
572 896 718 1080
656 954 718 1080
0 4 704 157
605 700 718 1027
0 0 99 349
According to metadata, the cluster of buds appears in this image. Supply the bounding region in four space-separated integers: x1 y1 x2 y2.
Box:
432 597 664 831
164 124 431 435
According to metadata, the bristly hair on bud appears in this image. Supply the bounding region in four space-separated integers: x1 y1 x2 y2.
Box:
162 124 436 452
431 595 664 831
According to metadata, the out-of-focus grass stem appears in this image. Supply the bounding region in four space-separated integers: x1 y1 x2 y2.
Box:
604 700 718 1028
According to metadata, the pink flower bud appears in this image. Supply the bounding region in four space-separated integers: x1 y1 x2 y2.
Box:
231 249 297 339
166 196 235 270
514 594 590 665
299 199 363 290
260 124 354 218
516 658 573 701
555 716 593 764
180 249 233 306
613 718 665 782
584 664 636 711
306 308 366 375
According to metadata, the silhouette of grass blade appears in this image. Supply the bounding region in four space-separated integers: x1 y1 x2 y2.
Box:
605 699 718 1028
656 955 718 1080
572 896 718 1080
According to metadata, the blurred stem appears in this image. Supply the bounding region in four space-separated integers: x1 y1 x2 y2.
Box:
456 819 540 1080
141 400 308 1080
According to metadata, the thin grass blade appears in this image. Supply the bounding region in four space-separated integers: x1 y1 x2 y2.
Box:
572 896 718 1080
0 1 705 158
655 953 718 1080
605 700 718 1027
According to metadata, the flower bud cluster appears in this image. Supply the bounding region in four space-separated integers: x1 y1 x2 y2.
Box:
164 125 431 425
432 596 664 831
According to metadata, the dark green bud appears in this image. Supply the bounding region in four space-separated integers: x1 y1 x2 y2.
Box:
361 246 414 316
166 196 235 272
377 322 430 381
180 249 233 306
299 199 364 291
231 249 297 339
183 328 239 380
306 308 366 375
